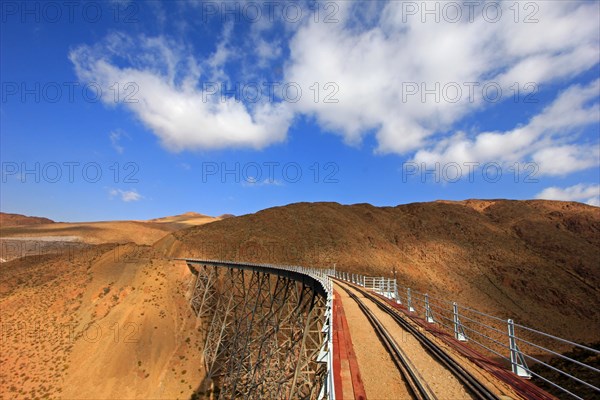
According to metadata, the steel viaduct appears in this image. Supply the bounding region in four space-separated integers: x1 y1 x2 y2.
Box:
181 259 596 400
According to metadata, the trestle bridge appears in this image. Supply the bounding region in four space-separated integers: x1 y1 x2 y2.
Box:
181 259 599 400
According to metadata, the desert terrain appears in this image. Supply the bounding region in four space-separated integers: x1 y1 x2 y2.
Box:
1 200 599 399
0 212 222 263
158 200 600 346
0 212 221 398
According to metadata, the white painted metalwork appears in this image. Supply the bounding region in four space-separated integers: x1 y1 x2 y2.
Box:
182 259 336 400
334 269 599 399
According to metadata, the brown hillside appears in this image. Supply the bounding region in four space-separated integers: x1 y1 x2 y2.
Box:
0 243 205 399
0 213 220 251
157 200 600 345
146 212 219 230
0 212 54 227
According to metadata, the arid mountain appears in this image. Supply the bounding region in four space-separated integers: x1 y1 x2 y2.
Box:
147 211 219 230
0 212 54 227
0 244 205 399
1 211 223 398
217 213 235 219
1 213 220 245
157 200 600 345
0 212 221 262
1 200 598 399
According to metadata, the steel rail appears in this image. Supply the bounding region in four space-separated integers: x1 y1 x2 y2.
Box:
337 283 437 400
338 278 501 400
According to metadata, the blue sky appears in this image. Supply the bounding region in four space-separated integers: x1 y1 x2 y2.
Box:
1 0 599 222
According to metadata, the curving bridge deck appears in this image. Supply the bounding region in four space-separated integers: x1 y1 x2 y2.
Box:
183 259 334 399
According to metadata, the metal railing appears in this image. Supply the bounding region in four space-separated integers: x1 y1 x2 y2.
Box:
333 270 599 400
278 264 336 400
182 259 336 400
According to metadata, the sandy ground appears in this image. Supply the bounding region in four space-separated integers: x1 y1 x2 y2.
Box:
337 281 474 399
338 281 530 400
0 212 220 247
334 282 412 399
0 245 206 399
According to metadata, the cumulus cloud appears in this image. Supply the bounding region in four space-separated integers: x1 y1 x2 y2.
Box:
284 1 599 163
109 188 143 202
70 33 293 152
70 1 599 178
412 80 600 175
536 184 600 206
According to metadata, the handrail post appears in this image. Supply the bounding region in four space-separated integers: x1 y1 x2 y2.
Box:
425 294 434 323
407 288 415 312
394 279 400 304
508 319 531 378
453 302 467 341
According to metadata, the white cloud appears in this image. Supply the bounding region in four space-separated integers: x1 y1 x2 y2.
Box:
109 188 143 202
532 145 600 177
206 21 235 81
412 80 600 175
109 130 127 154
536 184 600 206
70 33 293 152
255 38 282 68
284 1 599 160
242 177 284 187
70 1 599 179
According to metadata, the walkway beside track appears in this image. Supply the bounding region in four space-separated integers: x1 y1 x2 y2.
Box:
181 259 557 400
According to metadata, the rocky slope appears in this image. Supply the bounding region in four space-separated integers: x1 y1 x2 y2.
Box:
157 200 600 345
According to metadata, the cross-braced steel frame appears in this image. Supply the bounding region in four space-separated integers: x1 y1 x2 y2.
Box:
186 259 331 400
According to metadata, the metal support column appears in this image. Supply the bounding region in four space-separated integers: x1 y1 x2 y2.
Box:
407 288 415 312
425 294 434 323
508 319 531 378
453 302 467 341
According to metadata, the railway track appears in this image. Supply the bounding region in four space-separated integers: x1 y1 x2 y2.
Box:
336 279 500 400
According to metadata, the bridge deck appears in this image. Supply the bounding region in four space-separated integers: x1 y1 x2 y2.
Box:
332 289 366 400
181 259 558 400
335 280 557 400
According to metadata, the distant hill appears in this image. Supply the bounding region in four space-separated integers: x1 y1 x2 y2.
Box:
147 211 217 227
156 199 600 346
0 212 220 248
218 213 235 219
0 212 54 227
